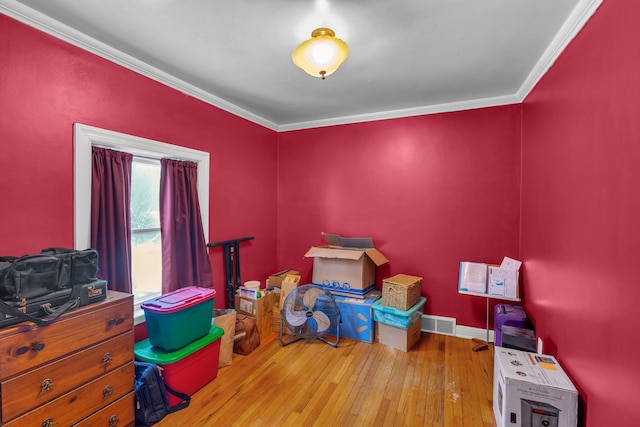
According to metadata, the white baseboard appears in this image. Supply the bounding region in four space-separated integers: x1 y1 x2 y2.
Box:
455 324 494 342
421 314 494 343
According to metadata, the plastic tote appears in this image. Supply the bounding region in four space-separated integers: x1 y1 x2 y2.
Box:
135 324 224 407
372 297 426 329
141 286 216 351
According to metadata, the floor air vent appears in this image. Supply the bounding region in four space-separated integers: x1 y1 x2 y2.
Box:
421 315 456 336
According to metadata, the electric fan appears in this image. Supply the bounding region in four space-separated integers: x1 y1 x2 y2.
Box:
280 284 341 347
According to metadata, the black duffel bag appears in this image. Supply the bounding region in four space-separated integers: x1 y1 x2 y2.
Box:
0 248 103 329
0 279 108 328
41 247 99 289
0 254 60 301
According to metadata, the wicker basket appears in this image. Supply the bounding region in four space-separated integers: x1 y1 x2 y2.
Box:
381 274 423 311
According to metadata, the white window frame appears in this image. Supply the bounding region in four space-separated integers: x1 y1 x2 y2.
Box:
74 123 209 249
73 123 210 322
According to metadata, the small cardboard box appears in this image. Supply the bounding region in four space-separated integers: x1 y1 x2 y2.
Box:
325 294 378 343
279 274 300 306
267 269 300 288
493 348 578 427
235 291 274 317
304 246 388 290
255 312 273 342
272 304 294 335
377 316 422 352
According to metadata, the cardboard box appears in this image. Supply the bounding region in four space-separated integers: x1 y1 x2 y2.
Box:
493 348 578 427
272 307 280 333
304 246 388 290
267 269 300 288
234 291 274 317
325 294 378 343
377 316 422 352
272 304 294 336
279 274 300 306
255 312 273 342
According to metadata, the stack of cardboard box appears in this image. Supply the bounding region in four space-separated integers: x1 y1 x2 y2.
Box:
267 270 300 335
234 287 275 342
303 234 388 343
374 274 425 352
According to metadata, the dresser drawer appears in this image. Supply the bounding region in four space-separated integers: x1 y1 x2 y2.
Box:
73 391 135 427
3 362 134 427
0 293 133 380
1 331 134 421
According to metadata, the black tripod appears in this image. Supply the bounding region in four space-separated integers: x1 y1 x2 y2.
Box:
206 236 254 309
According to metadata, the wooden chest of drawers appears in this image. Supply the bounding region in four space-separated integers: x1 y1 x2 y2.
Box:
0 291 134 426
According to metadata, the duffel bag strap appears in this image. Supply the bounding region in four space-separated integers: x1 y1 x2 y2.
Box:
164 382 191 413
0 290 81 327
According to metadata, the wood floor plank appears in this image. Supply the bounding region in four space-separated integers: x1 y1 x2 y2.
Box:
154 331 497 427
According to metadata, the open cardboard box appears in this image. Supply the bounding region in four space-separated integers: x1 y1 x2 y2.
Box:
235 291 274 317
267 269 300 288
304 233 388 291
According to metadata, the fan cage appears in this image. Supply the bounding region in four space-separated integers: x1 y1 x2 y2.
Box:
280 284 341 347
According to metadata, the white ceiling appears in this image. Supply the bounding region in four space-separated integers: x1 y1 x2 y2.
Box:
1 0 601 131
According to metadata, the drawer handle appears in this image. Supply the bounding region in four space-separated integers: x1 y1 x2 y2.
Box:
107 318 125 327
40 378 56 393
42 418 58 427
15 342 46 355
102 352 113 365
108 415 119 426
103 385 114 399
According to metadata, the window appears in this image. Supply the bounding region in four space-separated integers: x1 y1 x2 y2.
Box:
73 123 210 312
130 158 162 302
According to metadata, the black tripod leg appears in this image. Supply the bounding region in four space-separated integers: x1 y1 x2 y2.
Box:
234 241 241 292
223 244 234 309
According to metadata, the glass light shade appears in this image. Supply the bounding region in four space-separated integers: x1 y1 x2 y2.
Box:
292 28 349 79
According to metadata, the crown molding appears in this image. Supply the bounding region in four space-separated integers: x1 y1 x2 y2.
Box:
278 94 521 132
2 0 603 133
0 0 279 131
516 0 603 101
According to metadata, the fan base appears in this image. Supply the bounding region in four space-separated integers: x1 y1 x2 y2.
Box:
279 318 340 348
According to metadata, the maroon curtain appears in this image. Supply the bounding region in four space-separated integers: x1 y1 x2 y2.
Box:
91 147 133 293
160 158 213 293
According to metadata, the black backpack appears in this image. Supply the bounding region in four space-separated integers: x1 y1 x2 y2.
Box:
134 361 191 425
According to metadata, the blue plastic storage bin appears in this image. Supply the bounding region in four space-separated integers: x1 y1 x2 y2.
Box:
372 297 426 329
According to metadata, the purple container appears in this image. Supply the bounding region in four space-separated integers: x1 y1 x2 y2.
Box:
494 304 531 347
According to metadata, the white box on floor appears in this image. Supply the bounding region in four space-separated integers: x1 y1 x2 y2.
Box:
493 348 578 427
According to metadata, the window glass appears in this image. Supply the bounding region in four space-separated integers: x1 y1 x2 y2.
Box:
131 159 161 303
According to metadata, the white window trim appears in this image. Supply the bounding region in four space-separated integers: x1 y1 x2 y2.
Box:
74 124 210 325
73 123 210 249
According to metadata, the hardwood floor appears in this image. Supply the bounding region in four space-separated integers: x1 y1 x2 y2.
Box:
156 331 497 427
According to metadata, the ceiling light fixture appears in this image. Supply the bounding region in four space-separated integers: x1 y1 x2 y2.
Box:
292 28 349 80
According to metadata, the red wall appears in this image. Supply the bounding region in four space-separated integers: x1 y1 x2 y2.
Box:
521 1 640 426
4 4 636 424
277 106 522 328
0 15 279 308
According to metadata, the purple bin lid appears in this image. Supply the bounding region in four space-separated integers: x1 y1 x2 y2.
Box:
141 286 216 314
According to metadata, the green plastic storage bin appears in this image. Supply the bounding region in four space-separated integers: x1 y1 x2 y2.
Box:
141 286 216 351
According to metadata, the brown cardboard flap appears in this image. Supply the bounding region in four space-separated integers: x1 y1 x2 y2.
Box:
304 246 364 260
305 246 388 265
364 249 389 266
